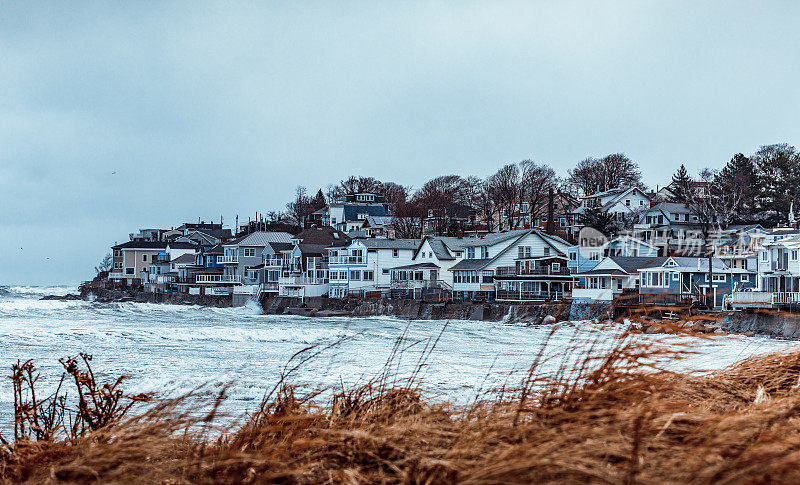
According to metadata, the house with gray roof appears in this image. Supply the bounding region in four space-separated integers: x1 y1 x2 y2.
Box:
572 256 666 302
328 238 421 297
570 187 651 235
638 256 755 308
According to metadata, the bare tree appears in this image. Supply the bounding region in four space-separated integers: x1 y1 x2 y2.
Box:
486 164 522 229
285 186 311 226
391 200 424 238
94 253 112 275
461 176 494 232
567 154 645 196
520 160 557 226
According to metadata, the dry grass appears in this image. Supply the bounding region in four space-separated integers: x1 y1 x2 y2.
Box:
2 325 800 484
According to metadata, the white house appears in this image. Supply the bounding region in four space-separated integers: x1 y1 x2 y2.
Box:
328 238 420 298
570 187 651 234
445 229 573 300
573 256 665 301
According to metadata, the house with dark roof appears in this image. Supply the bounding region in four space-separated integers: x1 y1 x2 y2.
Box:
278 227 351 298
328 238 421 298
308 193 389 233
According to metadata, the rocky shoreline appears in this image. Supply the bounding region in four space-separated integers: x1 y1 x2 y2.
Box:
43 287 800 338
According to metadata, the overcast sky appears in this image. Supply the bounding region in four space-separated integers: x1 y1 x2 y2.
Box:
2 1 799 285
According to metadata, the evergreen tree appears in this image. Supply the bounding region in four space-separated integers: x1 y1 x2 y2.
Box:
718 153 756 220
667 164 693 203
752 144 800 226
310 189 327 211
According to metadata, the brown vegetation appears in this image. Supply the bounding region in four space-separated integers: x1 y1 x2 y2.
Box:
2 327 800 484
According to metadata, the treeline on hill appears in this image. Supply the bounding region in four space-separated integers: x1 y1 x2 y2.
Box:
262 143 800 238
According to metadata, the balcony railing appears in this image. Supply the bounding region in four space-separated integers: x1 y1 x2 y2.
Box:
263 257 283 267
495 290 566 301
329 256 366 264
109 272 125 279
218 255 239 264
279 276 329 286
390 280 452 291
195 274 242 284
496 266 572 276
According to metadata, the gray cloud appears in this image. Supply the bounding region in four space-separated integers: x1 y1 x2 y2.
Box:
1 1 799 284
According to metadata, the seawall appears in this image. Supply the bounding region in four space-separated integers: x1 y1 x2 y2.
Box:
259 296 611 324
80 287 233 307
721 310 800 339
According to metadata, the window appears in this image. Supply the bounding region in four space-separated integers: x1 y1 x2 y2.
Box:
125 267 134 275
142 254 148 262
639 200 644 206
672 272 679 281
569 252 577 261
625 199 631 207
340 271 348 280
350 270 361 281
741 274 750 282
243 248 256 258
544 247 550 256
330 272 338 280
480 246 488 258
551 263 560 272
392 249 399 258
793 250 798 261
467 247 475 258
560 217 566 227
114 249 121 257
382 269 390 275
363 271 374 280
589 251 599 261
482 270 494 283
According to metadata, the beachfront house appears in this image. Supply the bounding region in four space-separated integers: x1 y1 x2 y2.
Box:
278 227 350 298
328 238 420 298
638 256 756 308
486 231 574 302
572 256 665 302
219 231 294 297
567 235 660 274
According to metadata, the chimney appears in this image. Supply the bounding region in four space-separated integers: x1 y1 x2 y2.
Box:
545 188 555 235
457 230 463 239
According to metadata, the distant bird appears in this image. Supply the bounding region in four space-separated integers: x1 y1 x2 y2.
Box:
111 171 117 175
46 257 50 260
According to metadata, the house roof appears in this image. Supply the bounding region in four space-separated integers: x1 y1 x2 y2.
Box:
297 243 329 256
390 262 440 270
342 204 387 222
610 256 668 273
226 231 293 247
357 238 420 250
206 244 224 255
113 241 165 249
449 259 492 271
425 238 457 260
437 229 530 249
347 230 369 239
266 242 292 253
647 202 696 215
295 226 351 247
170 254 196 264
363 215 393 227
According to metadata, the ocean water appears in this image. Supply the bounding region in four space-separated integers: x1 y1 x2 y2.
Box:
0 285 796 427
